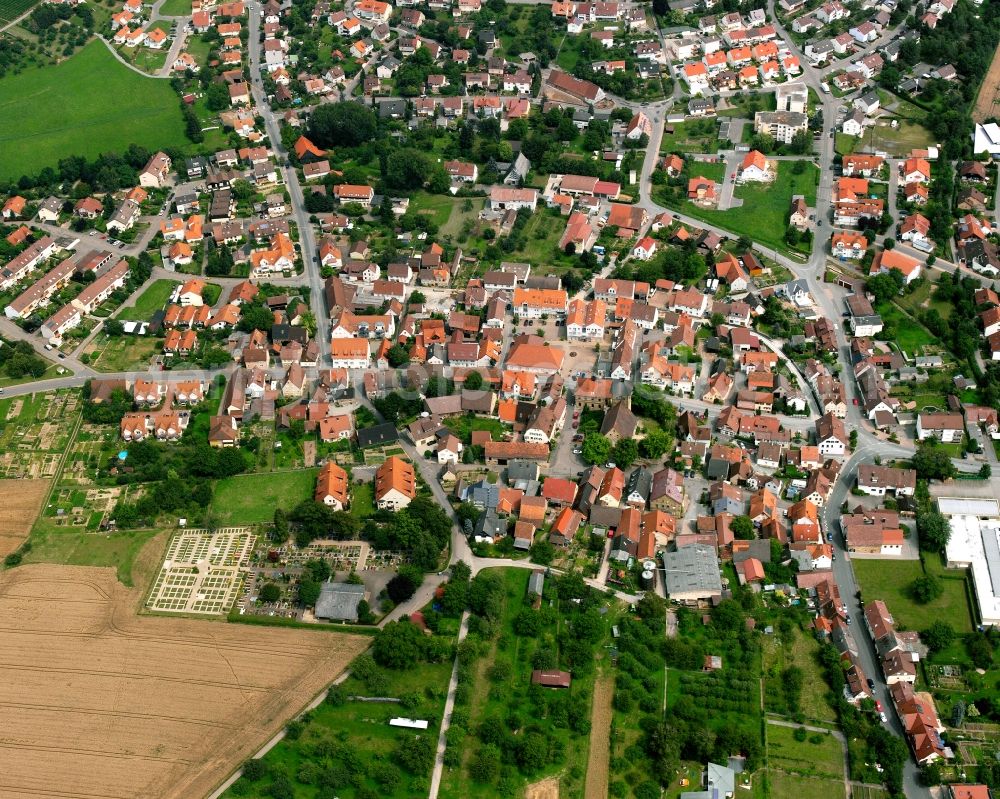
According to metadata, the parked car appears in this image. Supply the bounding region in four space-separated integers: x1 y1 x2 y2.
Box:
573 448 582 455
867 678 876 691
879 712 888 723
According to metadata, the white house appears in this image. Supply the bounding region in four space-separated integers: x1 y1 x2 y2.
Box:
916 412 964 443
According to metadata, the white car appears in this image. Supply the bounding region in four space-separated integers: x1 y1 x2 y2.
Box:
879 712 888 723
573 448 582 455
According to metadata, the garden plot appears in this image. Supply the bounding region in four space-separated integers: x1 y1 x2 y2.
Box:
0 391 79 478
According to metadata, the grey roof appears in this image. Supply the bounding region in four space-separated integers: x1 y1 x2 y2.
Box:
707 763 735 796
506 459 540 483
528 570 545 597
464 479 500 510
357 422 400 448
474 509 505 538
661 544 723 599
314 582 366 620
731 538 772 564
626 466 653 501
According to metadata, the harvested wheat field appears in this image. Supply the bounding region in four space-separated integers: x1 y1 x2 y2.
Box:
975 44 1000 122
0 478 48 557
0 563 369 799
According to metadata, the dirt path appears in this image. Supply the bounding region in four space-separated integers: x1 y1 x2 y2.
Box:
584 675 614 799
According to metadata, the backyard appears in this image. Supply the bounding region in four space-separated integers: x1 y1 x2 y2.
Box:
875 301 938 355
83 335 160 372
116 279 180 321
211 469 318 525
661 119 721 153
0 40 187 181
852 556 974 635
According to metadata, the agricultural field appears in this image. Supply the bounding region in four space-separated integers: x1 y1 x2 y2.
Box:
0 478 49 557
852 556 974 635
0 0 36 24
975 40 1000 123
211 469 319 525
0 40 187 181
0 562 370 799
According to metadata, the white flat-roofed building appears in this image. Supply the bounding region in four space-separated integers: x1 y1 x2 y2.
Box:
940 497 1000 626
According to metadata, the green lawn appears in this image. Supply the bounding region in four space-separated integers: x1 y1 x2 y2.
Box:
663 161 819 255
116 279 180 321
835 133 860 156
350 481 374 519
439 568 603 799
852 556 975 634
443 415 508 446
202 282 222 306
686 160 726 184
85 335 160 372
661 119 720 154
768 772 844 799
767 722 844 781
23 526 158 586
0 40 187 181
875 302 938 355
764 630 837 723
408 192 456 229
0 361 62 388
211 469 318 525
856 120 934 158
158 0 191 14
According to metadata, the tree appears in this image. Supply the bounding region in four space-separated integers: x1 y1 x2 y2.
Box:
205 81 230 111
639 430 671 459
913 440 957 481
968 633 994 670
866 269 906 305
469 744 501 783
730 515 754 540
259 583 281 602
611 438 638 469
395 734 434 775
386 565 424 604
918 509 951 552
373 620 428 669
581 433 611 466
464 371 484 391
921 620 955 653
910 575 943 604
387 344 410 367
307 102 377 148
298 578 321 606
